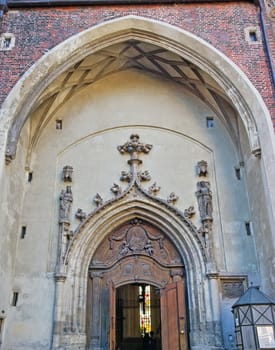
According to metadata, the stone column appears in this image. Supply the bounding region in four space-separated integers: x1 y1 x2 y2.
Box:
52 273 67 350
207 273 223 348
89 271 104 350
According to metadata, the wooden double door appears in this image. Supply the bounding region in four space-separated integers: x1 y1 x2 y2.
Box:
88 220 189 350
108 280 188 350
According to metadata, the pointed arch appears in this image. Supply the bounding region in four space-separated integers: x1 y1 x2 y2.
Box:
55 194 209 349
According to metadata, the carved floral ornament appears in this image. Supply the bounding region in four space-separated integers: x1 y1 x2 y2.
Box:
57 135 215 271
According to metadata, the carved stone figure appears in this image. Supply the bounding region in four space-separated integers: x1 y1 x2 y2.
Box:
197 160 208 177
196 181 213 220
59 186 73 223
62 165 73 182
167 192 179 205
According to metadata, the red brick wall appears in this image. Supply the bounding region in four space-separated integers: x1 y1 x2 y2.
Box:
0 2 274 124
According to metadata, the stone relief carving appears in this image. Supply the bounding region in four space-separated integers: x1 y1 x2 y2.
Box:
59 135 211 273
91 219 183 268
167 192 179 205
115 220 157 256
75 208 87 221
59 186 73 224
197 160 208 177
62 165 73 182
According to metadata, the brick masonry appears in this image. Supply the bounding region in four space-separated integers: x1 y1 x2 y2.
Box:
0 2 274 125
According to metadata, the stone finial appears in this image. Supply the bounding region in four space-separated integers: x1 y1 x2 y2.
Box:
62 165 73 182
117 134 152 156
197 160 208 177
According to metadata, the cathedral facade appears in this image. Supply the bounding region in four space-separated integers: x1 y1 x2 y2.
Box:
0 1 275 349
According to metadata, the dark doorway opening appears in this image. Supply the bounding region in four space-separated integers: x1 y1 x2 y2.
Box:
116 284 161 350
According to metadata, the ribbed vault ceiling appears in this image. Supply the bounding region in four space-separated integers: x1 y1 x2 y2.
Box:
30 40 239 150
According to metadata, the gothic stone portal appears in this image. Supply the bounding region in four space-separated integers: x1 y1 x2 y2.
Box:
87 219 188 350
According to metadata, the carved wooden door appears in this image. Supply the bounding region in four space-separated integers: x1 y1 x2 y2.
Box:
109 281 116 350
161 280 188 350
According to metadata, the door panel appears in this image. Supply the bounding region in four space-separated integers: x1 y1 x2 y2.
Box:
110 281 116 350
161 280 188 350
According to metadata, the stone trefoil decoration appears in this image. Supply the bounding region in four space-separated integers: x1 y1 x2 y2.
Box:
184 206 196 219
94 193 103 207
197 160 208 177
111 183 122 196
120 171 132 182
75 208 87 221
138 170 151 182
149 182 161 195
62 165 73 182
167 192 179 205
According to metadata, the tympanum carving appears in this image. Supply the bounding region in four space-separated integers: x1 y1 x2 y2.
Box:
91 219 182 268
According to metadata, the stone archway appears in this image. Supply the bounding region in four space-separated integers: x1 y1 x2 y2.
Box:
87 219 188 350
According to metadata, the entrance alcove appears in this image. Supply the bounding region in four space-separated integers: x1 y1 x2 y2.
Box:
0 15 275 350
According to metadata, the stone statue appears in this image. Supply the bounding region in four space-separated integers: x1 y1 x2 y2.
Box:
59 186 73 223
196 181 213 220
